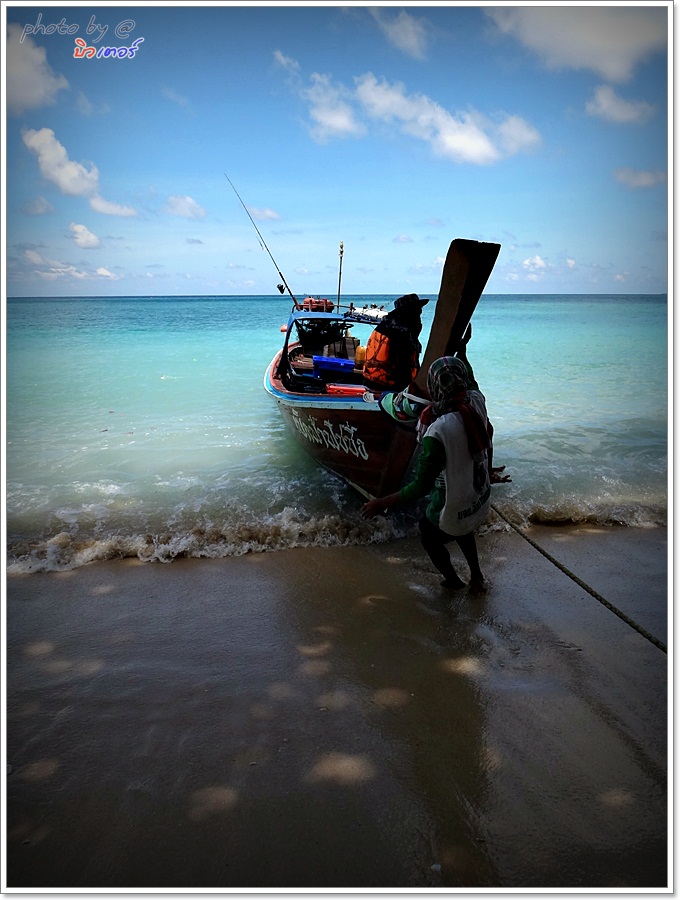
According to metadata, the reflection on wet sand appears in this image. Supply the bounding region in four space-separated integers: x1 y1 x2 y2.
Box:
6 525 667 889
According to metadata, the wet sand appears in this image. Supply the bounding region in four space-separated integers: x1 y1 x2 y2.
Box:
5 524 668 890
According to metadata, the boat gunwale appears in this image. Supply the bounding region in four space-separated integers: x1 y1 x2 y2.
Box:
263 352 381 410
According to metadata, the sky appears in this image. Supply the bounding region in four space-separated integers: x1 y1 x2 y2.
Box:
2 2 671 297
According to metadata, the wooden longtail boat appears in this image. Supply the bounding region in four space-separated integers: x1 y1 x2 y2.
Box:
264 238 501 499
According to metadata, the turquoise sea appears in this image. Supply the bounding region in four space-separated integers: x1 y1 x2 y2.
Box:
5 293 668 573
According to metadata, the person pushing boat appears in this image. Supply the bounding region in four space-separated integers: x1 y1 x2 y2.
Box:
362 354 501 594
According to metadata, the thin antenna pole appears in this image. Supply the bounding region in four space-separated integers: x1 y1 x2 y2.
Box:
337 241 344 306
225 175 300 308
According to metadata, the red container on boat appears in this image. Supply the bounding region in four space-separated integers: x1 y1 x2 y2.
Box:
326 384 366 396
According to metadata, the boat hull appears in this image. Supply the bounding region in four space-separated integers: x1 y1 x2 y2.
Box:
264 355 418 498
262 238 501 499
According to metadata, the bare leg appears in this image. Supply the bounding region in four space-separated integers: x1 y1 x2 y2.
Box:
418 516 466 589
487 422 494 475
454 532 486 594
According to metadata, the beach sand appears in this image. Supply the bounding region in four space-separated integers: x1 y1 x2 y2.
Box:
5 524 668 890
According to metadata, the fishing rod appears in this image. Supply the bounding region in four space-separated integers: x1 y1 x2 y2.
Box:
224 174 301 309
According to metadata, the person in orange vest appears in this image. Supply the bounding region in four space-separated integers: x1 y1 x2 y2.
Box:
363 294 429 391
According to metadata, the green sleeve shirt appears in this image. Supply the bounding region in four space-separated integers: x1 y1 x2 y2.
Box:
399 436 447 522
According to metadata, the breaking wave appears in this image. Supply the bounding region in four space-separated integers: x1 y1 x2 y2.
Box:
6 497 666 575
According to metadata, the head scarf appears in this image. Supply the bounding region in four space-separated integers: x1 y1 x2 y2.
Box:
382 294 428 342
427 356 469 416
418 357 490 462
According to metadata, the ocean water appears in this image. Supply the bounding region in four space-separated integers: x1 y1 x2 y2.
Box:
5 293 668 573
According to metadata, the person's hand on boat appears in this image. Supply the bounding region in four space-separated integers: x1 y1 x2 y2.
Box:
490 465 512 484
361 493 400 519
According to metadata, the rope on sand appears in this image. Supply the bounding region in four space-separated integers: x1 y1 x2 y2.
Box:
490 504 667 655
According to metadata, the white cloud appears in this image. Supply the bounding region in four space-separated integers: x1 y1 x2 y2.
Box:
566 258 576 269
614 167 666 189
164 195 206 219
303 73 366 142
25 249 47 266
586 85 655 124
486 6 666 82
368 8 429 60
40 268 87 281
355 73 539 165
162 87 190 109
23 247 119 281
275 51 366 142
496 115 542 156
393 234 413 244
76 91 111 116
24 196 54 215
95 267 119 280
89 195 136 217
273 50 300 75
22 127 99 196
276 55 540 163
21 128 137 216
248 207 280 222
24 248 86 281
523 254 547 270
6 24 69 114
411 255 446 276
70 223 101 249
76 92 94 115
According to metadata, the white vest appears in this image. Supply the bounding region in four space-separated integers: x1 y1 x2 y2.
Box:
425 391 491 536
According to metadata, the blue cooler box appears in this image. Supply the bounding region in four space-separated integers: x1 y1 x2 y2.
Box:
312 355 355 375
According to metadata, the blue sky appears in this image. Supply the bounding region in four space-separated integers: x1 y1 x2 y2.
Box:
3 2 670 296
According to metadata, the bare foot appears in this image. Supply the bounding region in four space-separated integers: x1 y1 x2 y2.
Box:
441 576 466 590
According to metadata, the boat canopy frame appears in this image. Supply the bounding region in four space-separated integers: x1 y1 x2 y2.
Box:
276 308 384 392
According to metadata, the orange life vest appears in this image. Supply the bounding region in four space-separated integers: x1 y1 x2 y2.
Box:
363 330 418 390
